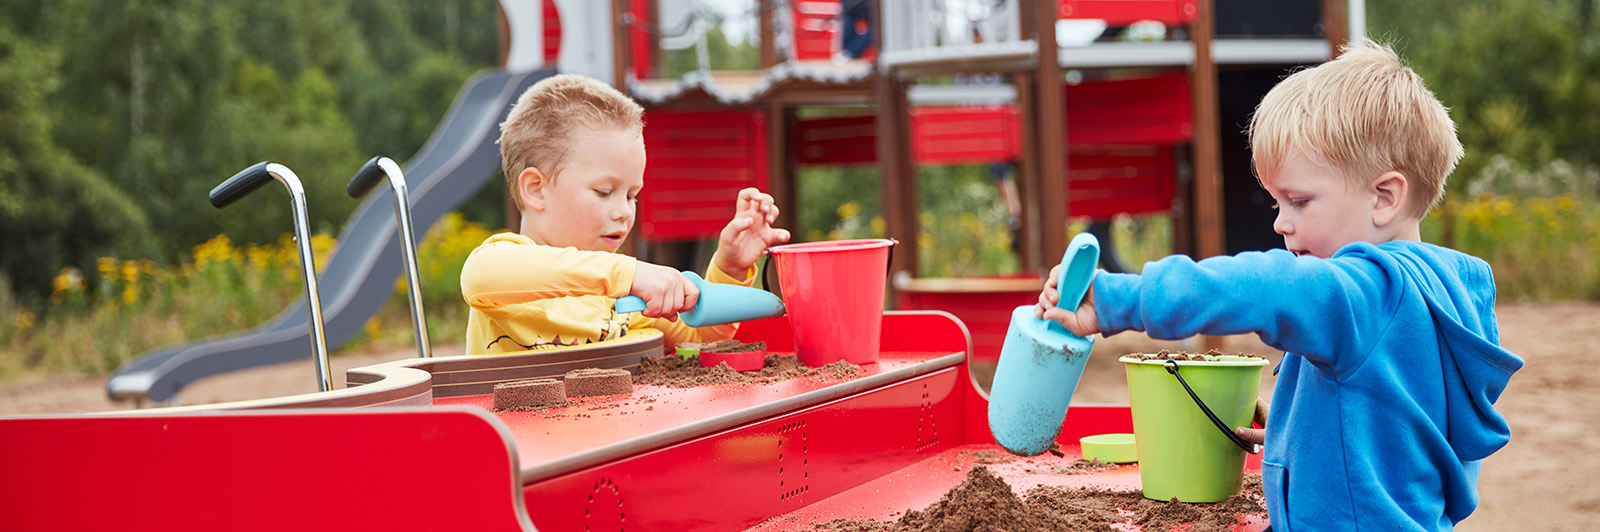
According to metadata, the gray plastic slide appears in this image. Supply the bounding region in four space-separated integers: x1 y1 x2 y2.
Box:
107 68 555 403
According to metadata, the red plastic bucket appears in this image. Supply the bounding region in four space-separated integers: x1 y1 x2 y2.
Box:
766 239 896 367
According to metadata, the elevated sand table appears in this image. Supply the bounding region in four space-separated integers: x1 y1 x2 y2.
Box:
564 368 633 397
492 378 565 411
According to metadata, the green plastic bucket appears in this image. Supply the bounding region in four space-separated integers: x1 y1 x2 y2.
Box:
1121 354 1268 502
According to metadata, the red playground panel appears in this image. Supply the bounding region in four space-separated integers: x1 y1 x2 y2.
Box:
639 109 770 240
792 0 842 61
1065 73 1193 146
793 113 878 166
1058 0 1200 26
0 313 1267 531
0 408 534 531
895 277 1042 366
910 105 1023 166
1067 144 1177 218
542 0 561 65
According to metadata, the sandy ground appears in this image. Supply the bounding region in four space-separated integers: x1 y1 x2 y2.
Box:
1 302 1595 530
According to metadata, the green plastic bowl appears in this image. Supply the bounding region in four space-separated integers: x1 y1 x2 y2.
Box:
1080 433 1138 463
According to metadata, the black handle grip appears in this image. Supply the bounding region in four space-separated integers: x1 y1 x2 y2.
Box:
346 156 387 198
1164 360 1262 454
210 161 275 208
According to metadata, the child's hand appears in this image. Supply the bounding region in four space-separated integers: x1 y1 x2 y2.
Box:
629 262 700 321
1234 396 1269 447
1034 263 1100 337
714 188 792 279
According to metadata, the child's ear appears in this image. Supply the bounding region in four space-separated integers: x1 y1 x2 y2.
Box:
517 167 550 212
1371 170 1408 226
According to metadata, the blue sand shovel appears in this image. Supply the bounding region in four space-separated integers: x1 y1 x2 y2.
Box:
614 271 786 328
988 232 1101 456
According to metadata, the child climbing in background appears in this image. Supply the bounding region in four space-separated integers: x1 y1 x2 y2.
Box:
1035 43 1522 531
460 74 790 354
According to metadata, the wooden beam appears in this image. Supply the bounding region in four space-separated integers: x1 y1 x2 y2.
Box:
1191 0 1225 351
759 0 778 68
1035 0 1069 265
496 2 510 69
1322 0 1349 57
1190 0 1223 260
767 101 797 246
610 0 629 88
875 74 919 284
1009 71 1042 273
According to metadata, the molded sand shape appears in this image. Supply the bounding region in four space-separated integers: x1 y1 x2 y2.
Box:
492 378 565 411
681 339 768 372
564 368 634 397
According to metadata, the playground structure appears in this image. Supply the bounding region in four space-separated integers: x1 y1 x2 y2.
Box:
107 0 1351 404
2 2 1356 530
604 0 1352 366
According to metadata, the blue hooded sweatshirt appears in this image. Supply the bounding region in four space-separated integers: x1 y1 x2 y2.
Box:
1094 241 1522 531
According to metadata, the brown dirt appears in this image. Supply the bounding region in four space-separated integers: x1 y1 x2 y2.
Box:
1 302 1594 530
491 378 565 411
635 352 861 387
804 465 1264 532
562 368 633 397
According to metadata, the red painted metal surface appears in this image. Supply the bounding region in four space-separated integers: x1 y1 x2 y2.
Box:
639 109 770 240
1066 73 1193 145
896 280 1039 366
1058 0 1200 26
0 408 533 532
746 440 1267 531
521 368 970 530
0 313 1268 531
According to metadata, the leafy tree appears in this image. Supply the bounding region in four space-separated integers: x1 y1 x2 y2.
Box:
0 22 154 299
1369 0 1600 197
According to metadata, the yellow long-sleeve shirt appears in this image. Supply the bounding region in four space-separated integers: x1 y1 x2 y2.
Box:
459 232 752 354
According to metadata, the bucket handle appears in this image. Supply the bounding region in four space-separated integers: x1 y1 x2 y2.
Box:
759 239 899 303
1163 360 1262 455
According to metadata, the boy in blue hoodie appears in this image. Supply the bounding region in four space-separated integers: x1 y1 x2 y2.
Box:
1036 43 1522 531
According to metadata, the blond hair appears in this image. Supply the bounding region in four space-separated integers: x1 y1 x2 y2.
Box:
1248 42 1463 217
498 74 645 210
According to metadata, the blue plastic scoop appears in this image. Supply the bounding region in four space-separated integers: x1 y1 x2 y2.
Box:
614 271 786 328
988 232 1101 456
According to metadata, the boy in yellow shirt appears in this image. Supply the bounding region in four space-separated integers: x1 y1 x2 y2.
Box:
460 74 791 354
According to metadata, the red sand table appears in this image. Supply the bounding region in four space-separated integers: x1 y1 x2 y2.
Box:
0 312 1264 531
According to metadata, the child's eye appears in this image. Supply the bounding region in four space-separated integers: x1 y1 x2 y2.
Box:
594 189 612 198
1290 199 1309 208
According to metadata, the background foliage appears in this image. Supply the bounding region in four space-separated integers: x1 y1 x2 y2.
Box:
0 0 499 300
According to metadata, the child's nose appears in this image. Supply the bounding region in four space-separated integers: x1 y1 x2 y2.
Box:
1273 210 1292 235
612 199 634 221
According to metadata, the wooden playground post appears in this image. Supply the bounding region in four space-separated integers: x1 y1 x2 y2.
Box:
1034 0 1069 267
610 0 628 89
876 73 919 281
1010 70 1041 272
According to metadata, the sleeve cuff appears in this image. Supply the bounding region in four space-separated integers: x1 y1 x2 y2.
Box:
705 252 757 286
1094 271 1144 335
611 255 639 298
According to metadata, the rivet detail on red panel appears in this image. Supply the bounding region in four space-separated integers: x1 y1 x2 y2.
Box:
916 382 940 450
779 419 810 500
585 477 624 531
